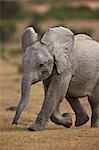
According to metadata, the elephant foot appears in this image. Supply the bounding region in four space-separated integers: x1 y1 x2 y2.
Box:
28 123 45 131
62 113 72 128
75 113 89 126
51 113 72 128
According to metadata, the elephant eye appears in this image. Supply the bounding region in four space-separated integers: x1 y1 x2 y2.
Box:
48 59 52 64
39 63 44 68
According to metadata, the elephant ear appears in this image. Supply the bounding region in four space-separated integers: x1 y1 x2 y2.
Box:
41 26 74 74
21 27 38 51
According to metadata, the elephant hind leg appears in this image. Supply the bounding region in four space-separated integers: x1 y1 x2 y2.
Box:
66 95 89 126
88 80 99 127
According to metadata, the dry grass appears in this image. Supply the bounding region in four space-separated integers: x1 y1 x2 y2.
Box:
0 59 99 150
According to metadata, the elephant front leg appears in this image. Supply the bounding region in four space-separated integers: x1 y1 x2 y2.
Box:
28 72 72 131
50 104 72 128
28 87 59 131
43 80 72 128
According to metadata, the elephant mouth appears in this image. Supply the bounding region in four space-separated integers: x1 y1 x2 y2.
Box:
32 80 39 84
32 78 43 85
31 69 51 85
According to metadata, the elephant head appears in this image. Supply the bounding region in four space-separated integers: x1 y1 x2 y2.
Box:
12 26 74 125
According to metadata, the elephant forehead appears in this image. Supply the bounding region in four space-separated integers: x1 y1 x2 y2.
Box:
37 52 51 62
37 53 44 60
23 51 47 65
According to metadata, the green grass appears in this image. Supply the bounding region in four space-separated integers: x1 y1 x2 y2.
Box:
1 1 99 21
41 7 99 20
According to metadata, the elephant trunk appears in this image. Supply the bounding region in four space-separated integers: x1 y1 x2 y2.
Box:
12 74 32 125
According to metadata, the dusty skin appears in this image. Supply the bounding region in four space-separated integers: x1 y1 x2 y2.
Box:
0 59 99 150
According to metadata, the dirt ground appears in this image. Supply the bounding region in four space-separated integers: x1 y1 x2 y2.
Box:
0 58 99 150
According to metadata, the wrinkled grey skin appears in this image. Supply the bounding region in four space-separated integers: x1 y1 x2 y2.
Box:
12 26 99 131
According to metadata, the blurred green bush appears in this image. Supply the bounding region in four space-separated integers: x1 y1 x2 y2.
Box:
0 0 40 20
1 0 21 19
0 22 16 42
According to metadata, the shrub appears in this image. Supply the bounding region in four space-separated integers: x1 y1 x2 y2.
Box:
0 23 16 42
1 0 39 20
1 0 21 19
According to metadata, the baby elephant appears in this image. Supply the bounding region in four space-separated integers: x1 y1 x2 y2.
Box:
12 26 99 131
